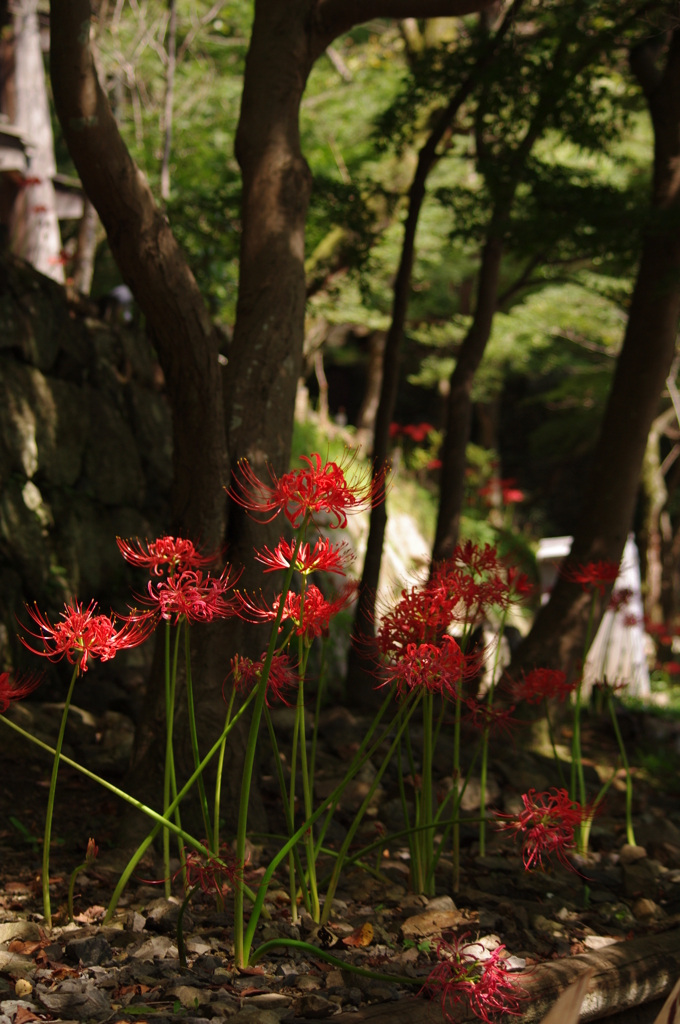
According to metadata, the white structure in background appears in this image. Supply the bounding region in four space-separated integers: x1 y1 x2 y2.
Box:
536 534 650 698
13 0 64 283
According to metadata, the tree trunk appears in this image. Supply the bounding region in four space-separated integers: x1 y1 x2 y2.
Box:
72 197 98 296
50 0 494 833
511 30 680 676
160 0 177 201
344 0 522 704
13 0 63 283
355 329 387 450
432 232 503 561
640 407 675 622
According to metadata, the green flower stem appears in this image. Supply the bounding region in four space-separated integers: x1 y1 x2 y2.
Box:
313 687 395 862
396 735 417 883
319 694 420 927
606 692 636 847
233 519 308 968
67 858 88 923
43 662 79 927
163 622 182 898
0 690 255 918
177 883 199 969
249 939 419 985
213 686 236 853
544 698 567 788
479 610 507 858
421 691 434 895
580 771 617 855
105 686 260 922
426 741 482 891
573 590 596 849
309 638 327 794
452 690 462 893
241 695 410 965
288 684 301 921
184 621 213 848
572 592 596 799
263 705 311 915
296 641 320 921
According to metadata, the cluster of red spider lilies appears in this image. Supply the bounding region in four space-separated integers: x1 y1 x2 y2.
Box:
0 451 628 1021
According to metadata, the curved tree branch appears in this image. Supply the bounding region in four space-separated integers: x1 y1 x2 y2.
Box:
50 0 227 546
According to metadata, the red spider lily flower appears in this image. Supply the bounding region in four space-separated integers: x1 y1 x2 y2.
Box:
422 934 524 1024
562 558 619 595
512 668 575 705
135 568 239 626
402 422 434 443
507 566 533 600
228 452 384 529
117 536 217 576
22 601 151 672
389 423 401 438
85 838 98 865
665 661 680 675
496 787 585 871
644 618 674 645
238 583 356 642
0 671 42 713
381 637 465 700
183 842 240 897
377 585 460 656
464 698 517 737
229 651 296 706
255 537 353 576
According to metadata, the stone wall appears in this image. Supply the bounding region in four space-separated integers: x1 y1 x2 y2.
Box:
0 256 173 701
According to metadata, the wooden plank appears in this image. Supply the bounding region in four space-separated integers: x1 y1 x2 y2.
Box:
335 930 680 1023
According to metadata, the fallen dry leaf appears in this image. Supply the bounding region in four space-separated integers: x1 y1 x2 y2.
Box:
342 922 374 947
14 1008 42 1024
8 941 42 956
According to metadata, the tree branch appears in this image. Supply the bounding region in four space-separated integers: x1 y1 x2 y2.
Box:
313 0 493 49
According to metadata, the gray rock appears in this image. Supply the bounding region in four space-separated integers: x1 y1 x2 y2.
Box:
84 391 145 506
622 858 659 899
65 934 113 966
145 898 193 935
36 978 111 1019
0 922 40 943
299 993 335 1018
367 982 399 1002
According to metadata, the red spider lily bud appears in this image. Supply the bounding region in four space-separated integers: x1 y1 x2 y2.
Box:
561 558 619 595
496 787 586 871
422 933 524 1023
131 567 240 626
512 668 575 704
85 838 98 865
228 451 385 528
117 536 218 576
255 537 353 576
0 671 43 713
228 652 296 706
238 583 356 643
22 601 152 673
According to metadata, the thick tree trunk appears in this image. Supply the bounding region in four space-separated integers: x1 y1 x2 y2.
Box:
511 30 680 676
432 233 503 561
50 0 494 833
344 1 521 704
356 329 387 450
